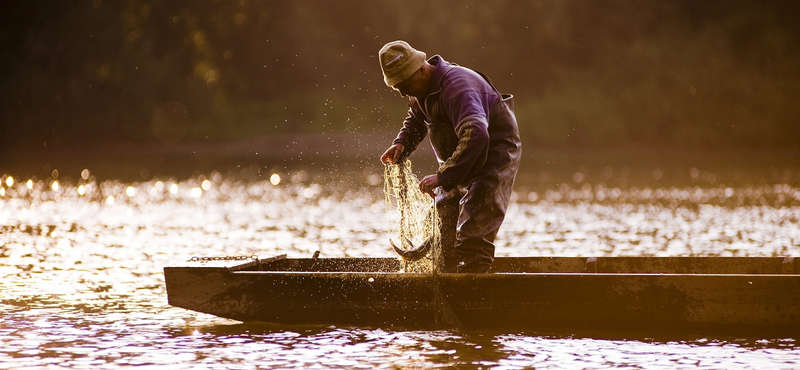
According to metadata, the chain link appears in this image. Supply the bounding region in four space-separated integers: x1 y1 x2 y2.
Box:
188 255 259 262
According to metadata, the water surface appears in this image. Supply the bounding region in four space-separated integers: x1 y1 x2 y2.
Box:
1 165 799 369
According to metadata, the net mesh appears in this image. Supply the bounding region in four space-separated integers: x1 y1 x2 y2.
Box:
384 159 461 327
383 159 440 273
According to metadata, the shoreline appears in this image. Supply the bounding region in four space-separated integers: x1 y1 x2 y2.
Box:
1 134 798 184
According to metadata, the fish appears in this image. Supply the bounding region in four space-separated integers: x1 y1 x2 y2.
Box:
390 197 437 261
390 237 432 261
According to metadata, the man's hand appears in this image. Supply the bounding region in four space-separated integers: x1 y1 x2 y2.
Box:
419 174 440 198
381 143 406 164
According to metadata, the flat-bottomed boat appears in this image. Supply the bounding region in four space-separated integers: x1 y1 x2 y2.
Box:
164 255 800 336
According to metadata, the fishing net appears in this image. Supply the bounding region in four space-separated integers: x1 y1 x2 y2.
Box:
383 159 441 273
384 159 462 327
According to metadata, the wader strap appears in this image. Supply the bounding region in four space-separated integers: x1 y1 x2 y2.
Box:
473 69 503 96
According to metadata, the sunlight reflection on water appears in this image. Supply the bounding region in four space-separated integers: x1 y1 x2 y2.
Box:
0 168 799 368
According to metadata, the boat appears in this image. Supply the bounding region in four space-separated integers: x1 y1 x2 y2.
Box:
164 255 800 336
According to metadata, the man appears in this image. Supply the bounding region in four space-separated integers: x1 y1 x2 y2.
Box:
379 40 521 273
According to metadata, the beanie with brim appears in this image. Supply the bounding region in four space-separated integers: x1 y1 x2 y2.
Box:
379 41 426 87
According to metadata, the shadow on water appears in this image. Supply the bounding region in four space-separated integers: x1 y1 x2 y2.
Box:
171 321 798 369
178 322 512 367
191 322 799 349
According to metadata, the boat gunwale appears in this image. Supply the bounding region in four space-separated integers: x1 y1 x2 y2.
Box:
229 270 800 277
165 255 799 275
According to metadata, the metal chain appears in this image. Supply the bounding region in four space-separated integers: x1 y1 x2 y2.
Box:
188 255 258 262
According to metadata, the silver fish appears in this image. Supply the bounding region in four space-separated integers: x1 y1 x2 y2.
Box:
390 237 432 261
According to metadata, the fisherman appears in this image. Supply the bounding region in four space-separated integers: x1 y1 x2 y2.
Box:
379 40 521 273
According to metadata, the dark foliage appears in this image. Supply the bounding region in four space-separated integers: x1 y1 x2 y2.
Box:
1 0 799 152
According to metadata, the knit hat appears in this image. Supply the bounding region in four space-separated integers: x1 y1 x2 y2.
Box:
378 41 426 87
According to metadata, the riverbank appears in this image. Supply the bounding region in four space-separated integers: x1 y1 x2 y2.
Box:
2 134 799 187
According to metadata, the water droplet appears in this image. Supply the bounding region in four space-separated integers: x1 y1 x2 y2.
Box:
270 174 281 186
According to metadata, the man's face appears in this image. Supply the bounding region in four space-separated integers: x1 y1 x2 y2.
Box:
392 67 428 98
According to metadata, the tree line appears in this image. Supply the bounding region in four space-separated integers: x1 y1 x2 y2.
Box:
2 0 799 154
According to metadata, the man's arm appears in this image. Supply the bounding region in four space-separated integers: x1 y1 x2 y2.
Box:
392 103 428 157
435 91 491 191
381 143 405 164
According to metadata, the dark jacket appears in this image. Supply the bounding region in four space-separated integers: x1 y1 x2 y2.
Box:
393 56 521 191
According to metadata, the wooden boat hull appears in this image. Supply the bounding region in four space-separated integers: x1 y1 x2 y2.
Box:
164 256 800 336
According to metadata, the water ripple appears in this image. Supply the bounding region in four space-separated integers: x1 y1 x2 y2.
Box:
0 169 798 368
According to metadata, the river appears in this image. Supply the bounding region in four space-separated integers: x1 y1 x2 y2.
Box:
1 158 799 369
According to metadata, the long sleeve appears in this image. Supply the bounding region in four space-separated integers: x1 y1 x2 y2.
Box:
436 91 491 191
392 100 428 155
